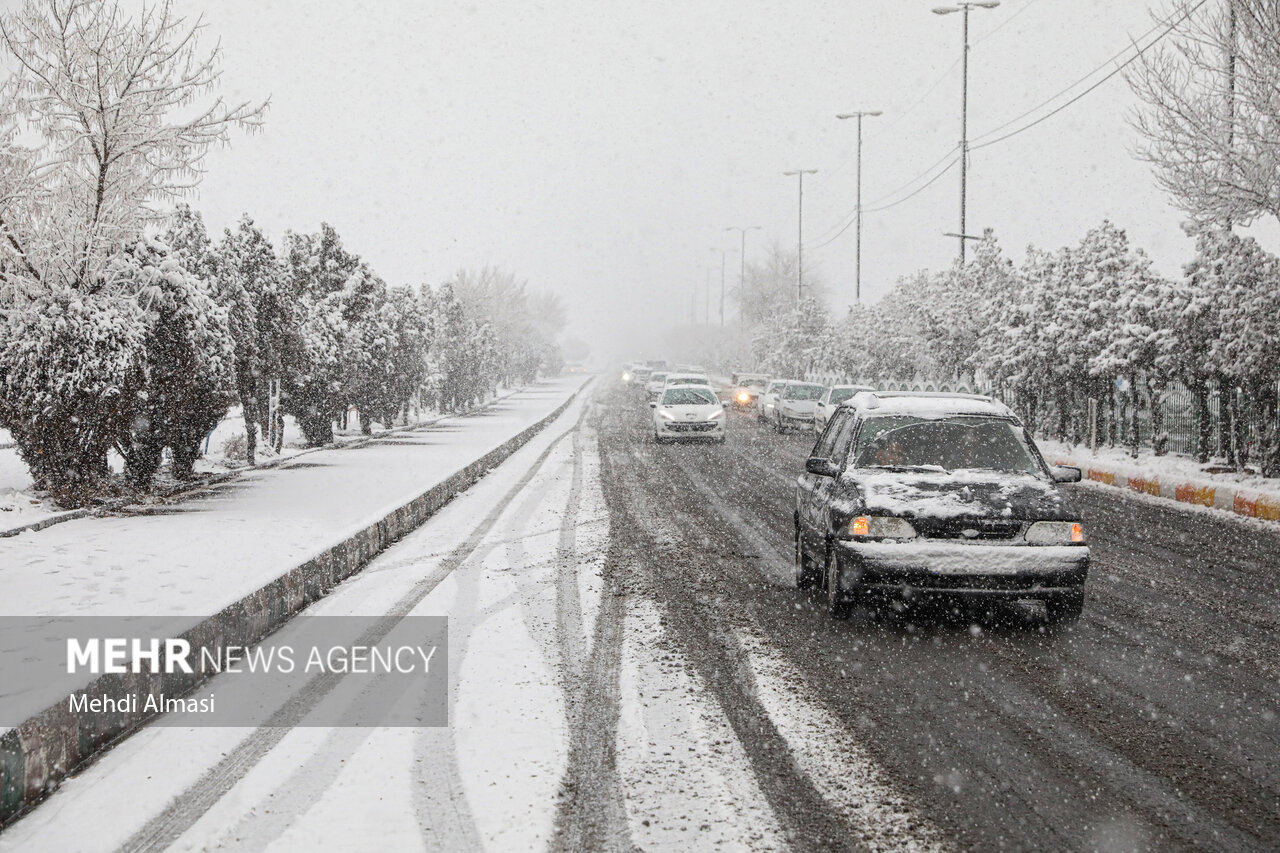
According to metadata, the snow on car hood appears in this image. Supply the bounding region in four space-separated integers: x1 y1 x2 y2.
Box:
851 469 1073 521
779 400 818 413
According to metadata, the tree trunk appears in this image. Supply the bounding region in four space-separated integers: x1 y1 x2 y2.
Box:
1127 375 1141 459
1107 382 1118 447
1149 375 1168 456
1261 382 1280 478
1195 378 1212 464
242 396 257 466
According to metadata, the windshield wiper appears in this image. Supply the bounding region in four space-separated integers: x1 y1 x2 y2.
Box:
866 464 949 474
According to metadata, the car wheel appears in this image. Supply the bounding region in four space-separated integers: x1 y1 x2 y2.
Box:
774 414 786 434
654 432 666 445
794 525 819 590
1044 589 1084 624
826 547 852 620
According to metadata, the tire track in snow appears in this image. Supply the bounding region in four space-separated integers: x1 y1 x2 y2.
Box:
113 413 584 853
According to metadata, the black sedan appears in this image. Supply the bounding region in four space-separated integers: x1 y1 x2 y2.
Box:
794 392 1089 623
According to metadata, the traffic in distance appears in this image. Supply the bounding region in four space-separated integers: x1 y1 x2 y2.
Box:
622 360 1090 624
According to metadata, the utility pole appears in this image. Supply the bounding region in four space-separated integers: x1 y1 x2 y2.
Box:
724 225 761 326
710 247 736 327
704 266 711 324
836 110 882 302
933 1 1000 264
782 169 817 302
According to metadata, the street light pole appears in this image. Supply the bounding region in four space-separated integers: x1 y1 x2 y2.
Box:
724 225 761 326
836 110 882 302
933 1 999 265
783 169 817 303
710 247 735 327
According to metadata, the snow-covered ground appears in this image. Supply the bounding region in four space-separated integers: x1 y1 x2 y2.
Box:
0 382 792 853
1039 438 1280 496
0 379 584 731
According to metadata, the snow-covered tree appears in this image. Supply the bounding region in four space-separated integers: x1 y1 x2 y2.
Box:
0 0 266 296
0 289 145 503
1128 0 1280 226
113 238 235 485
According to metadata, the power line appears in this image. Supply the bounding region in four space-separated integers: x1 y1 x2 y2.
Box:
968 0 1210 151
811 156 960 251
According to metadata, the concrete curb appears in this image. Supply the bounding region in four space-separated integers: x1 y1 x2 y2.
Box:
0 387 526 539
1052 454 1280 522
0 379 588 827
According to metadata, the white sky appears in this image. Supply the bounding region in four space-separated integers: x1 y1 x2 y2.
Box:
156 0 1269 360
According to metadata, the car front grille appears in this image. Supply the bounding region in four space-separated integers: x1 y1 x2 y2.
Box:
666 422 718 432
918 519 1025 541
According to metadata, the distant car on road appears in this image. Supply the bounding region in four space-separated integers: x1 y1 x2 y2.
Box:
644 371 671 398
813 384 875 433
663 373 713 392
757 380 791 422
794 392 1089 622
650 385 726 444
771 381 825 432
729 373 770 408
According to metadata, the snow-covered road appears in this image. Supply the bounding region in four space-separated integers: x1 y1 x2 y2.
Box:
0 388 802 852
3 381 1278 852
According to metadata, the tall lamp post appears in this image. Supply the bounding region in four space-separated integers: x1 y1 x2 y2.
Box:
710 247 736 327
835 110 882 302
782 168 818 302
724 225 761 326
932 0 1000 265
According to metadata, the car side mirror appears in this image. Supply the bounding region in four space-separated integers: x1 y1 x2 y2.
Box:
648 401 656 409
805 457 840 478
1051 465 1082 484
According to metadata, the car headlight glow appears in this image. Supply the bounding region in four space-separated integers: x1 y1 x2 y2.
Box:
658 409 675 420
622 372 631 381
708 408 724 420
848 516 917 540
1025 521 1086 545
737 391 750 403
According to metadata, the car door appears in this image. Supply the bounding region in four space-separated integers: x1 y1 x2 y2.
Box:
798 409 853 558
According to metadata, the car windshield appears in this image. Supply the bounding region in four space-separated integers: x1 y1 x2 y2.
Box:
784 384 824 401
662 388 717 406
851 416 1043 475
740 378 767 389
649 372 668 383
828 387 865 405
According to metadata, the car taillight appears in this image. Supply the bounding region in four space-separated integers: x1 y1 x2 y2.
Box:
1071 522 1084 543
850 516 870 536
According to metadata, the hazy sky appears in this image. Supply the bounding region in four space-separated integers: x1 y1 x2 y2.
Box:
156 0 1264 360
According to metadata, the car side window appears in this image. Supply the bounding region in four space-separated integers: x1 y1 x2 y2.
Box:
830 414 860 466
812 410 849 459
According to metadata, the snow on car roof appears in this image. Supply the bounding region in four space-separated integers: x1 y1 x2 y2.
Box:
841 392 1012 418
664 373 709 381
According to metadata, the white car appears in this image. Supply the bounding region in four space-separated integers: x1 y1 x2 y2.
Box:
813 384 876 433
757 380 792 422
663 373 713 391
650 385 726 444
644 371 670 397
771 381 825 432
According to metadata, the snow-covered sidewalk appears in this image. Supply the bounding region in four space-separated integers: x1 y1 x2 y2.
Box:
0 378 585 762
1041 438 1280 521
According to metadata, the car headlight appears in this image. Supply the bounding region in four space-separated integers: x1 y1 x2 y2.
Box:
1025 521 1086 545
736 391 750 403
658 409 675 420
847 516 917 540
708 408 724 420
622 372 631 381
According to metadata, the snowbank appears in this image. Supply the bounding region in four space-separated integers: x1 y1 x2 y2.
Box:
1040 439 1280 522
